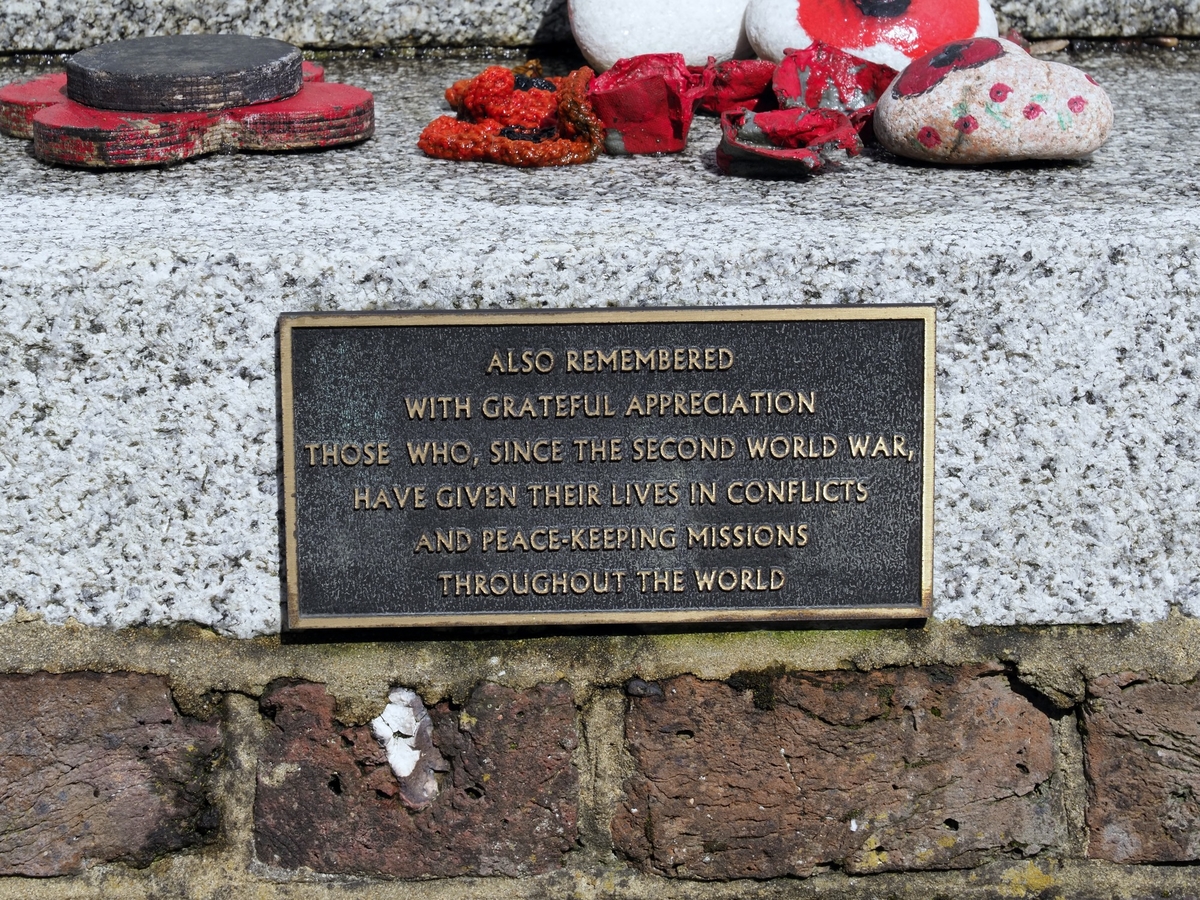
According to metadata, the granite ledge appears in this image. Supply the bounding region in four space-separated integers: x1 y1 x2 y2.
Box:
0 46 1196 637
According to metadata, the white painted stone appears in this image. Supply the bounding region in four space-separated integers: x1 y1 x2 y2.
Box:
568 0 751 71
744 0 998 69
875 38 1113 163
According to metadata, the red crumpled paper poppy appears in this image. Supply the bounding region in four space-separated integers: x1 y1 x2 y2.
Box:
773 42 897 117
587 53 709 154
691 58 779 115
418 63 604 167
716 106 862 177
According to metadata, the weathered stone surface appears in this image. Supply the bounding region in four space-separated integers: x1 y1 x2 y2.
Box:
0 0 574 55
1084 673 1200 863
613 667 1063 879
875 38 1113 163
0 672 221 876
255 680 578 876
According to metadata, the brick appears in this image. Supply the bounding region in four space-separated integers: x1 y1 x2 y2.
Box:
1084 673 1200 862
612 666 1062 879
255 680 578 876
0 672 221 876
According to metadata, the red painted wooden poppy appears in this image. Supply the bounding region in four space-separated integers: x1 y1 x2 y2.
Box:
0 62 325 141
1 38 373 169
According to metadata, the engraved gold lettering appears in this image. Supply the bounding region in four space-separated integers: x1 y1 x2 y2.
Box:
686 523 808 549
746 434 838 459
528 483 605 508
414 529 471 553
636 570 685 592
693 568 786 591
407 441 474 465
726 480 866 505
573 437 622 462
609 482 681 507
631 436 736 462
436 569 627 597
489 439 565 464
435 483 519 509
390 485 427 509
486 349 555 374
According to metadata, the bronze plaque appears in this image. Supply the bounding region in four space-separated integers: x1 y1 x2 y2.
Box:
280 307 934 629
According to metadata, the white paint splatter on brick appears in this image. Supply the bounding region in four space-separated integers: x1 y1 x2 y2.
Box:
371 688 426 778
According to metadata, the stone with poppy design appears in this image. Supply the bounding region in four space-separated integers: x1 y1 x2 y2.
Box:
874 38 1112 163
744 0 997 69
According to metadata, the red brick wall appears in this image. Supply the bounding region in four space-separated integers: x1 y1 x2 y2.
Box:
2 662 1199 892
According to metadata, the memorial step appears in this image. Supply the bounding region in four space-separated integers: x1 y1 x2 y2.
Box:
0 46 1195 637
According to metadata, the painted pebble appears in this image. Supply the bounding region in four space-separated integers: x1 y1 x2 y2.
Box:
874 38 1113 163
744 0 997 69
568 0 750 71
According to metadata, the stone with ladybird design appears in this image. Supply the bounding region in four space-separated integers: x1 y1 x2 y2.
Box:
873 37 1113 163
744 0 997 69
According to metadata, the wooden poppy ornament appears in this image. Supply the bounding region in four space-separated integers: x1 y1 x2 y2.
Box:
0 34 374 168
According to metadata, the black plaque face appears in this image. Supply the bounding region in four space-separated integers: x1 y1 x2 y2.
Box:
280 308 934 629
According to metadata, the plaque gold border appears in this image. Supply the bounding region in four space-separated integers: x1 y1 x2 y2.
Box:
279 306 935 630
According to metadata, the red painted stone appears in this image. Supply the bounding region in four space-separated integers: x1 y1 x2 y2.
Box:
799 0 982 64
0 62 368 168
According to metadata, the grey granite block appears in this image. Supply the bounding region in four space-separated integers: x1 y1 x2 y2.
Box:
0 0 572 55
0 48 1196 636
1000 0 1200 39
0 0 1196 54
